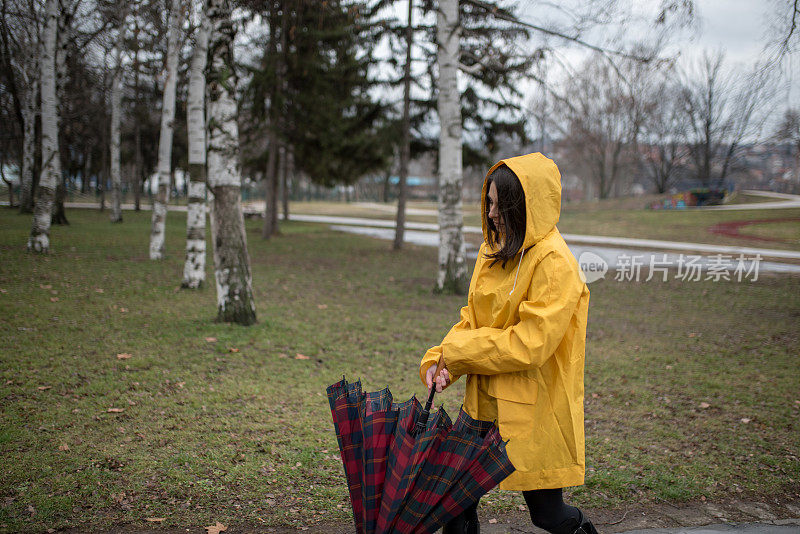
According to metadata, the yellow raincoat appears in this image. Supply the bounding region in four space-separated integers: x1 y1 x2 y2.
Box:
419 152 590 491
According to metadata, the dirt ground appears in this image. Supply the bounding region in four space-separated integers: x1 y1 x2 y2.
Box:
56 497 800 534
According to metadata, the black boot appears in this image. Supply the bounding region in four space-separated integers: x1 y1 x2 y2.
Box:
442 504 480 534
552 509 598 534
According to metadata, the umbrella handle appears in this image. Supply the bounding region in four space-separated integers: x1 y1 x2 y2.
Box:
413 356 446 436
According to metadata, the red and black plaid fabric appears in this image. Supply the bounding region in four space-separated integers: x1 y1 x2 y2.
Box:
327 378 366 534
327 378 515 534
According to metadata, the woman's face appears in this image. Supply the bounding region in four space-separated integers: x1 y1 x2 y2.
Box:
487 181 504 234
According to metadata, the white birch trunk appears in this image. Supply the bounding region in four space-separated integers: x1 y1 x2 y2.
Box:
435 0 468 293
27 0 59 253
110 21 125 223
207 0 256 324
182 11 210 289
149 0 182 259
20 69 38 214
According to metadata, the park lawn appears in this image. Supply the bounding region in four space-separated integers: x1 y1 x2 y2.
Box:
0 208 799 532
737 220 800 245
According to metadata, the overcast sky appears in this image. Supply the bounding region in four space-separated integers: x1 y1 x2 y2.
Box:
513 0 798 106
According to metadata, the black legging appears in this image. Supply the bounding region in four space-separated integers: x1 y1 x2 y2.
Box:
443 488 581 534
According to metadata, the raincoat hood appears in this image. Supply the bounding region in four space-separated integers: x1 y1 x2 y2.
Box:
481 152 562 250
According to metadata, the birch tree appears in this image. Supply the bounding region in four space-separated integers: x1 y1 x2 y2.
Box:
435 0 468 293
182 9 210 289
206 0 256 325
109 9 127 223
27 0 58 253
0 0 42 214
149 0 182 260
17 51 39 215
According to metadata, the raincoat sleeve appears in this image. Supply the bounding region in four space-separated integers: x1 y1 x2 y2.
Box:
419 301 471 387
441 249 584 376
418 245 485 387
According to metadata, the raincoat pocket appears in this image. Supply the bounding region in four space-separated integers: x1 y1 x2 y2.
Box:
487 373 538 405
490 376 538 473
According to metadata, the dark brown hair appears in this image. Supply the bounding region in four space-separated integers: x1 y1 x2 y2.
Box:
484 164 528 268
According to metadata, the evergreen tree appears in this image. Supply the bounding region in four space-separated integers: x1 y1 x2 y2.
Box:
242 1 393 207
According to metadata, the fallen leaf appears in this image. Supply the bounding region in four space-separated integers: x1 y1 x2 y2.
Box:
176 381 185 388
229 347 239 353
58 443 69 451
591 393 599 398
107 408 124 413
317 304 328 309
205 337 218 343
517 504 527 511
50 297 59 302
488 519 498 524
295 353 310 360
116 353 132 360
145 517 166 523
119 307 128 313
204 521 227 534
95 288 104 293
278 353 288 358
40 284 52 289
699 402 710 409
740 418 751 424
37 385 52 391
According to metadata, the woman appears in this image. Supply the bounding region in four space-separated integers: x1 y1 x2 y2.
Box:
419 153 598 534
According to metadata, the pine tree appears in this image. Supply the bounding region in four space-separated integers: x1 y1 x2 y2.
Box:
242 0 393 227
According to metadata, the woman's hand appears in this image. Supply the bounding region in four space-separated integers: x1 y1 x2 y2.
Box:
425 362 451 393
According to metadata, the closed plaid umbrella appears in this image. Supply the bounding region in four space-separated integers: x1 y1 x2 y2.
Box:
327 376 515 534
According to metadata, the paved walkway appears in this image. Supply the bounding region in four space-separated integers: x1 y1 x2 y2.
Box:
699 190 800 211
621 524 800 534
350 190 800 213
286 213 800 261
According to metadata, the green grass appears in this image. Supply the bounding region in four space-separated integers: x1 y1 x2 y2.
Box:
0 208 799 532
738 221 800 244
